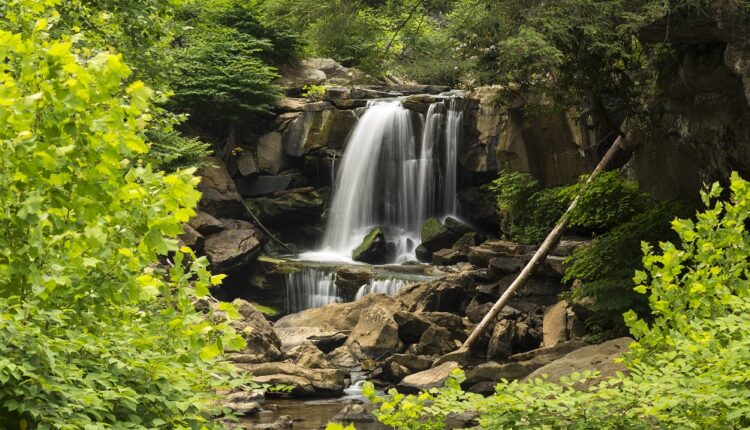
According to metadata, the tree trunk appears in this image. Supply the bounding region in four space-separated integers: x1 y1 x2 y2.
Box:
456 136 625 354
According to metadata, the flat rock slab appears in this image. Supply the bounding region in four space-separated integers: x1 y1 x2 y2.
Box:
397 361 460 393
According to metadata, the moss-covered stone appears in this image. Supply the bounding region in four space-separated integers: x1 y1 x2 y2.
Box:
420 217 461 252
352 227 387 264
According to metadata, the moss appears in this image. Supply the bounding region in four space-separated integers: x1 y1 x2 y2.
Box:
352 227 383 261
421 217 447 242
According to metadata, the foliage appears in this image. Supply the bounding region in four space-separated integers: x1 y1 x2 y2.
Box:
563 201 690 327
368 173 750 428
169 0 282 134
0 17 248 429
302 84 327 101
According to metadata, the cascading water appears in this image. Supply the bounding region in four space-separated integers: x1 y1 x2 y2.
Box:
285 268 339 313
354 277 409 300
301 97 464 263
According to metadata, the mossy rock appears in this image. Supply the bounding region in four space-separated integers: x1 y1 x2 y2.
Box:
352 227 387 264
420 217 461 252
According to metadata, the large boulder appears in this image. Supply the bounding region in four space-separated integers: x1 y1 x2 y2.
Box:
188 211 225 235
229 299 283 364
397 361 460 393
248 188 326 226
420 218 461 253
257 131 293 175
179 225 204 253
380 353 433 382
335 265 375 300
397 281 466 313
203 219 263 273
524 337 634 389
351 227 387 264
285 342 333 369
414 325 455 357
197 158 245 219
237 362 347 397
331 404 375 424
344 307 400 358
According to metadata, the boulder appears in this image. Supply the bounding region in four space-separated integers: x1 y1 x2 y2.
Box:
542 301 569 347
397 281 465 313
282 109 356 156
415 243 432 262
487 319 515 359
444 217 473 234
415 325 455 356
307 331 349 354
352 227 387 264
331 404 375 423
432 248 466 266
274 98 308 112
452 232 479 253
420 218 461 252
344 307 400 358
285 342 332 369
188 211 225 235
326 344 363 368
221 390 265 416
444 412 480 429
203 220 263 273
248 188 325 226
335 265 375 300
524 338 634 389
238 362 347 397
257 132 293 175
397 361 460 393
468 240 529 267
393 311 432 344
250 415 293 430
237 175 293 197
229 299 282 363
236 151 259 177
487 257 525 279
381 353 433 382
179 224 204 252
197 158 245 219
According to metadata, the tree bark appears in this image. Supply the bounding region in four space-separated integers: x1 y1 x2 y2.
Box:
456 135 625 353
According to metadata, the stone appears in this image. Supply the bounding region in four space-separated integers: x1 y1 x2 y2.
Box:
397 281 465 313
444 411 480 429
524 338 634 389
236 151 259 177
197 158 245 218
221 390 265 416
351 227 387 264
381 353 433 382
326 344 362 368
251 415 294 430
416 325 455 356
421 218 461 252
331 404 375 423
257 132 293 175
248 189 326 227
303 101 334 112
229 299 282 363
431 248 466 266
542 301 569 347
238 362 347 397
444 217 473 234
400 99 430 114
487 319 514 359
188 211 224 235
335 265 375 300
393 311 432 344
286 342 332 369
415 243 432 262
179 224 204 252
203 220 263 273
345 306 400 358
543 256 567 277
332 99 369 109
458 187 499 232
282 109 356 156
237 175 294 197
552 238 590 257
307 331 349 354
397 361 460 393
274 98 308 112
452 232 478 253
487 257 525 279
468 240 528 267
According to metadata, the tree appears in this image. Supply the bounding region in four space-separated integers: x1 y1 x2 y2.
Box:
0 10 246 428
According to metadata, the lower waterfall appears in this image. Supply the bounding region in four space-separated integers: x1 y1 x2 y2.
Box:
285 268 339 313
354 278 409 300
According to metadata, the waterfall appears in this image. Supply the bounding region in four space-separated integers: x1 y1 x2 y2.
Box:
354 277 409 300
444 98 462 215
302 97 464 263
285 268 339 313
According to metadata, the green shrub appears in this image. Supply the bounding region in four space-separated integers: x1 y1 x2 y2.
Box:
0 17 247 429
366 173 750 429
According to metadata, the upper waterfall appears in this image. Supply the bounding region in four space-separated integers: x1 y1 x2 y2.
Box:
302 97 464 263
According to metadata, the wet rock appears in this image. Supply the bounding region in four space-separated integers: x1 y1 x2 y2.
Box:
524 338 634 389
285 342 332 369
397 361 460 393
420 218 461 252
415 243 432 262
251 415 294 430
401 98 430 114
444 217 473 234
257 132 293 175
345 306 399 358
203 220 262 273
238 362 347 397
188 211 225 235
352 227 387 264
179 224 204 252
237 175 293 197
222 390 265 416
197 158 245 219
335 266 375 300
331 404 375 423
444 411 480 429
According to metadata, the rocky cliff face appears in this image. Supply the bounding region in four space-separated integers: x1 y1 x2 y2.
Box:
629 7 750 200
